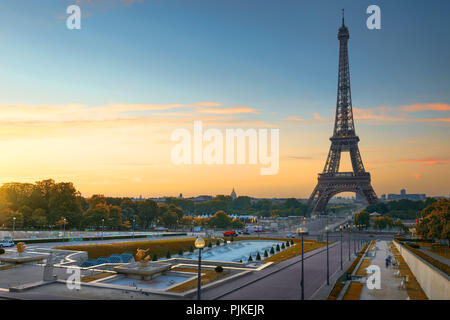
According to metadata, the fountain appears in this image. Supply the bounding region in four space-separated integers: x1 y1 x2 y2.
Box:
0 242 48 264
113 248 171 280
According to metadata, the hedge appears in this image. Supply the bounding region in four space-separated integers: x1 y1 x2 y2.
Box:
402 242 450 276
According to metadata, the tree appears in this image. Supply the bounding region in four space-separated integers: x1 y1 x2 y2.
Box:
354 211 370 228
416 199 449 241
161 211 178 228
208 211 232 228
137 199 159 229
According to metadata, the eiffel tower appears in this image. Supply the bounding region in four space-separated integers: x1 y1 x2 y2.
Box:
308 11 378 214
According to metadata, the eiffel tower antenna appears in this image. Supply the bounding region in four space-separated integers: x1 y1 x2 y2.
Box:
307 13 378 214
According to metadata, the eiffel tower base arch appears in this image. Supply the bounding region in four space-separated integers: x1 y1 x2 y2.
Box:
308 173 378 214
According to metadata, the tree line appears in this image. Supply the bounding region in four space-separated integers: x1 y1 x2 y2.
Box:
0 180 247 231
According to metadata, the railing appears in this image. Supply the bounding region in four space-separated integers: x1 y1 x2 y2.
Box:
318 172 369 178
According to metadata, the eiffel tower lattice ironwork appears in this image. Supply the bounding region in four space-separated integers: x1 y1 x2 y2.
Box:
308 12 378 213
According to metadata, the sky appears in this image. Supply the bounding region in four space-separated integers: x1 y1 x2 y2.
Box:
0 0 448 198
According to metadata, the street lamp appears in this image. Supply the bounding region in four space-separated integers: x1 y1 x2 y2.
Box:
339 225 343 270
63 218 66 243
298 227 307 300
132 218 136 239
325 226 330 285
12 217 16 242
194 236 206 300
347 223 351 261
102 218 105 240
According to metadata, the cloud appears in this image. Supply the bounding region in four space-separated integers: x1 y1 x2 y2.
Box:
354 103 450 124
313 113 327 121
198 106 259 115
284 115 304 122
400 158 450 166
401 103 450 112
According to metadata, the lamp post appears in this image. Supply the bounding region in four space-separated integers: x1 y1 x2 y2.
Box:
132 218 136 239
353 224 356 255
102 218 105 240
339 225 343 270
195 236 206 300
298 227 306 300
347 224 351 261
63 218 66 243
325 226 329 285
12 217 16 242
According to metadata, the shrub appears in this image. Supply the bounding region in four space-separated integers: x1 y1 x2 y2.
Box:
270 247 275 254
0 248 5 255
290 240 294 245
178 249 183 256
166 250 171 259
264 250 268 258
276 244 280 252
208 242 212 248
216 240 220 246
152 254 158 261
248 255 253 262
215 266 224 273
230 237 234 242
281 243 285 249
256 252 261 260
189 246 194 253
286 241 290 247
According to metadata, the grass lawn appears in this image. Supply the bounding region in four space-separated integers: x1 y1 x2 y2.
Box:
343 282 363 300
265 241 326 263
55 238 204 259
355 259 371 276
80 272 115 283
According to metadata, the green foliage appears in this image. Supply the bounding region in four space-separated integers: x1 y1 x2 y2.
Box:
256 252 261 260
416 199 449 240
166 250 171 259
276 244 280 252
208 242 212 248
248 254 253 262
286 241 290 247
354 211 370 228
264 250 268 257
189 246 194 253
0 248 5 255
216 239 221 246
152 254 158 261
270 247 275 254
290 240 294 245
215 266 224 273
281 243 285 249
178 249 183 256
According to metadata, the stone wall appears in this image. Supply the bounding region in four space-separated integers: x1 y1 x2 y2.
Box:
393 241 450 300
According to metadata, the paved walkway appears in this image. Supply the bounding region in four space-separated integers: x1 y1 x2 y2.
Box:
359 240 409 300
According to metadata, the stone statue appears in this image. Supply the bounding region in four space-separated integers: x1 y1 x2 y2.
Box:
135 248 150 268
17 242 26 256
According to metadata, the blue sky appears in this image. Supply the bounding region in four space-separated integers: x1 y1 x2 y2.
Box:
1 0 449 115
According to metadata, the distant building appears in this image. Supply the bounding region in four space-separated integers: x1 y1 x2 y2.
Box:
230 188 237 200
387 189 426 201
381 194 386 201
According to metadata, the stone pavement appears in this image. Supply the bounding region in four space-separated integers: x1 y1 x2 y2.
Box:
359 240 409 300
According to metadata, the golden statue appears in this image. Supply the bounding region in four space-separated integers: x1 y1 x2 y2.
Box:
17 242 26 255
135 248 150 267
